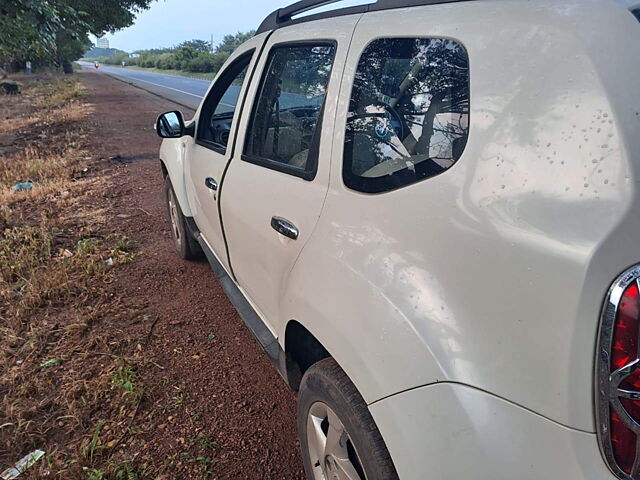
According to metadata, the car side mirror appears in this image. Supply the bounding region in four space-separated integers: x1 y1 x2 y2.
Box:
156 110 186 138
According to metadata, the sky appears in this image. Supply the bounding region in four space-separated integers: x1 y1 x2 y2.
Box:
96 0 373 52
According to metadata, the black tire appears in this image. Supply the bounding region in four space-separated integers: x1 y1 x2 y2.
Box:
298 358 399 480
163 176 202 260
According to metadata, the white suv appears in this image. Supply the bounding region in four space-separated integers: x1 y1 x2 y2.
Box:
156 0 640 478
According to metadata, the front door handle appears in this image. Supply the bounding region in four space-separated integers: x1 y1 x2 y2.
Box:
205 177 218 191
271 216 299 240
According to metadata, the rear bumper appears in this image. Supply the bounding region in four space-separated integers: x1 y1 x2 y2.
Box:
369 383 614 480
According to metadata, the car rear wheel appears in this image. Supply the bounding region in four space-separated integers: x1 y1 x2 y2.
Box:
298 358 399 480
163 176 202 260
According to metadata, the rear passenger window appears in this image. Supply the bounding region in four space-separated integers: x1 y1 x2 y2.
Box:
343 38 470 193
243 43 336 180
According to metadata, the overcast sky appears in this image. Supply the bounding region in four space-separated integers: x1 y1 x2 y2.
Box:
98 0 372 52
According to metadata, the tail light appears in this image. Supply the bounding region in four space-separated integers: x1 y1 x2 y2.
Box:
597 266 640 479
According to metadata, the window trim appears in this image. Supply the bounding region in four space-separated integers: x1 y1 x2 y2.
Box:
195 50 255 154
341 36 470 194
241 39 337 181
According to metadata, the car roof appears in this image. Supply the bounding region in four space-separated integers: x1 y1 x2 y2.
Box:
257 0 476 34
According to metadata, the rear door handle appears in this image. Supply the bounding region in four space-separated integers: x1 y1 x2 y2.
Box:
205 177 218 191
271 216 299 240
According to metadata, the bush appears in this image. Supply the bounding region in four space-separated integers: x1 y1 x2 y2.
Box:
184 53 227 73
121 36 249 75
102 52 129 65
154 53 179 70
138 53 161 68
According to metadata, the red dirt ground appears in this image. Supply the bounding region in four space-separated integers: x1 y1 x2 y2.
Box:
82 70 305 479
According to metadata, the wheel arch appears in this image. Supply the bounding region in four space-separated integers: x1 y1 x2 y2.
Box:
280 242 446 405
284 320 331 391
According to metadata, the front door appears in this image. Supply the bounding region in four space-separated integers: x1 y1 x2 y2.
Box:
220 16 361 334
183 34 265 269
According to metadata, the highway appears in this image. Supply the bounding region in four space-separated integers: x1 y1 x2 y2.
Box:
79 61 323 112
79 61 211 109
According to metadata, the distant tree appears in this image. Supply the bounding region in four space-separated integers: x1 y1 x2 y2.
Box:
132 47 173 55
177 39 212 53
83 46 129 59
215 31 256 56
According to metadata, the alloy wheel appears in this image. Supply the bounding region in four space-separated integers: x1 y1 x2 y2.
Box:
306 402 366 480
167 187 182 247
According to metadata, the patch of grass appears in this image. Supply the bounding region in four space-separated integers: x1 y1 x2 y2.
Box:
195 433 216 450
179 451 216 477
0 77 90 192
40 76 87 106
112 362 142 400
109 235 135 264
84 467 106 480
162 387 185 413
40 358 62 369
111 461 141 480
0 73 143 478
83 421 105 460
84 461 141 480
0 222 119 319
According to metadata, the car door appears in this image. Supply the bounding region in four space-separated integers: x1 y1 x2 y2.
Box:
219 16 361 335
183 33 266 269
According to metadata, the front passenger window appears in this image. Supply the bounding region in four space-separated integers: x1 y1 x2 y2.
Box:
243 44 336 180
196 52 252 152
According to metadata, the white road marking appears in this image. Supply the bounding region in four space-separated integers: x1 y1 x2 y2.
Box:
122 76 204 98
101 70 236 108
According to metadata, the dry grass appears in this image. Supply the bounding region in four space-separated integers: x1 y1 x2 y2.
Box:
0 75 144 479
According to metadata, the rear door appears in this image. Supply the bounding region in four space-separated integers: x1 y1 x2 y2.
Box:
183 34 266 269
220 16 360 334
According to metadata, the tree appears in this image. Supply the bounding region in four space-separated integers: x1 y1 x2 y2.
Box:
215 31 256 56
0 0 86 66
0 0 153 72
177 39 211 53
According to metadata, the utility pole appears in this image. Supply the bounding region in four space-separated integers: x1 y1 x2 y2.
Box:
211 34 214 53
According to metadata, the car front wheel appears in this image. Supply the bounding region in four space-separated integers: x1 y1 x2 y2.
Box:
163 175 201 260
298 358 399 480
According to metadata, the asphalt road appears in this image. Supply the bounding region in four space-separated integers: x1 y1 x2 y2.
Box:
79 61 323 113
79 61 211 109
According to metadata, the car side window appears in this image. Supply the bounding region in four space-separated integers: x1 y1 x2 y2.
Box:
343 38 470 193
243 43 336 180
196 51 253 153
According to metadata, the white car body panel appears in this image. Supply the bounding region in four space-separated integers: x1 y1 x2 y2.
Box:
157 0 640 475
182 33 268 267
221 15 361 335
369 382 612 479
160 138 191 216
280 0 640 432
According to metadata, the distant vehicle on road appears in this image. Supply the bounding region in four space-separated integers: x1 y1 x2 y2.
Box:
94 61 99 69
155 0 640 478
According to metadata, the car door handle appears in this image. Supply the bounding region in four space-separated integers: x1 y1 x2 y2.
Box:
271 216 299 240
205 177 218 191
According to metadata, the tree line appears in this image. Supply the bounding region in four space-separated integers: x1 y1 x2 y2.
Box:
88 33 255 74
0 0 152 73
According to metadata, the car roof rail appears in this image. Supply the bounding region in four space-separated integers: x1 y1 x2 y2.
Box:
257 0 475 34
